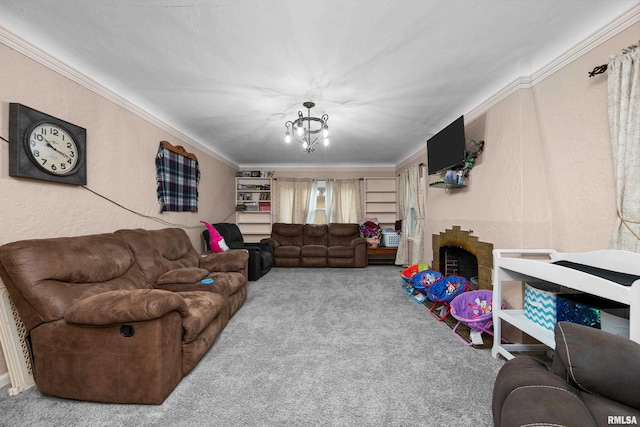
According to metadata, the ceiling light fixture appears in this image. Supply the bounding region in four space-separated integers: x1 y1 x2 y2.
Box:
284 101 329 153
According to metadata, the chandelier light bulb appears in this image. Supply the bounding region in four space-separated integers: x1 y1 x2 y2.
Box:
322 124 329 138
283 102 330 153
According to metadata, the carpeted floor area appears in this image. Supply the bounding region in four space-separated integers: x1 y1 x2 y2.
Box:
0 266 505 426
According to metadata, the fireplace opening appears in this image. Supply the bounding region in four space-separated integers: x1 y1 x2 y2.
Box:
439 246 479 289
432 226 493 290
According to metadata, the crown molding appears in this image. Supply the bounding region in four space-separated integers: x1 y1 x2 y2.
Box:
465 3 639 124
0 26 238 169
239 163 396 171
2 3 637 172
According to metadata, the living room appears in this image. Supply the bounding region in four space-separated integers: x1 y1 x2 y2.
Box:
0 1 639 425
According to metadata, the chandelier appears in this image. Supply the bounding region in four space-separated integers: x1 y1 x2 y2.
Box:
284 101 329 153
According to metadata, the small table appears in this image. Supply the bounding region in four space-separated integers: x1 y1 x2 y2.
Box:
367 247 398 266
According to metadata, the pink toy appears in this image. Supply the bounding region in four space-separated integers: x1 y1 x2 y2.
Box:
201 221 229 253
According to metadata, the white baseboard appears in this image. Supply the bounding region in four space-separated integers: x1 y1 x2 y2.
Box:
0 372 10 390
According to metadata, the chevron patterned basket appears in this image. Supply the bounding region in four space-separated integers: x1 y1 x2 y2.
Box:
524 282 563 331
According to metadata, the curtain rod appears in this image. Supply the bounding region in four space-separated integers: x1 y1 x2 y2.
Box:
588 64 607 77
589 40 640 77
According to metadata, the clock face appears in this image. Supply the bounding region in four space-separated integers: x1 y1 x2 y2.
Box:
9 103 87 185
27 123 80 175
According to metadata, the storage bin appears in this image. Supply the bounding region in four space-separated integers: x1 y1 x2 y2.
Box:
381 229 399 247
556 294 629 331
524 282 563 331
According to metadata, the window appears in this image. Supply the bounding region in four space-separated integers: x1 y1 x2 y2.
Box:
312 180 327 224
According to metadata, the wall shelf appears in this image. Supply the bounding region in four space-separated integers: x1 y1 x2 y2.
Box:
236 176 272 243
429 182 466 189
364 177 398 230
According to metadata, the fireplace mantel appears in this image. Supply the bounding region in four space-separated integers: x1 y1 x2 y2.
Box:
432 226 493 290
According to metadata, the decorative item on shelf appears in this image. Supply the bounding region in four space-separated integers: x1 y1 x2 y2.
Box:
284 101 329 153
462 139 484 178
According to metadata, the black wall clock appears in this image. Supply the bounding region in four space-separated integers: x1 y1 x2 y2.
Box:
9 103 87 185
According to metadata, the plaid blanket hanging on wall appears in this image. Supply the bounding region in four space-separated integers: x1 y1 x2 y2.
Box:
156 141 200 212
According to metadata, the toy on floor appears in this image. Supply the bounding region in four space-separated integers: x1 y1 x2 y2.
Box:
450 290 504 346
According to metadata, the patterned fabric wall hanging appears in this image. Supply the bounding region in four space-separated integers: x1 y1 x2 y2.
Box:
156 140 200 212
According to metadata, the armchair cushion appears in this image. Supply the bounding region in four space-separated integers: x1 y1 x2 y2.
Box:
157 267 209 285
493 322 640 427
64 289 189 326
553 321 640 410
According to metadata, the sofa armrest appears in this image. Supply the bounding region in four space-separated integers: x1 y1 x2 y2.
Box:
64 289 188 326
553 322 640 410
261 238 279 248
493 356 597 427
350 237 367 248
199 250 248 272
246 242 273 253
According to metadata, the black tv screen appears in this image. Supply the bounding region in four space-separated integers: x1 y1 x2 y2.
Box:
426 115 466 175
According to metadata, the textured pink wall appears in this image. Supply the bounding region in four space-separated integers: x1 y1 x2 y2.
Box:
0 43 238 252
421 22 640 262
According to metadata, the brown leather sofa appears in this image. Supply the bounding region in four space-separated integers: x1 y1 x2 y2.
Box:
262 223 367 268
493 322 640 427
0 228 248 404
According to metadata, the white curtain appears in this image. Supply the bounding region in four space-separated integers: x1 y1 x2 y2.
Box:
326 179 362 223
609 41 640 252
395 170 410 266
395 165 425 266
275 178 314 223
409 165 425 265
305 180 319 223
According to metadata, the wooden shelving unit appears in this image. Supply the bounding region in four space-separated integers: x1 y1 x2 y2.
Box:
236 176 272 243
364 177 398 230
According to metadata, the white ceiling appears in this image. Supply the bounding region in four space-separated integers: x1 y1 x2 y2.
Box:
1 0 637 168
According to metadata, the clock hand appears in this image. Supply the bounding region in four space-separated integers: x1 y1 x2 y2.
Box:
44 138 70 159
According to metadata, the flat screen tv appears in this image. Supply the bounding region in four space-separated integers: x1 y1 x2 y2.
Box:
426 115 466 175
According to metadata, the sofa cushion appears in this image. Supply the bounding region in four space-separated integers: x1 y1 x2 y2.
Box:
178 291 227 343
204 272 245 297
301 245 328 257
273 246 302 258
157 267 209 285
116 228 201 284
270 223 304 246
303 224 328 246
327 246 355 258
328 223 360 247
0 233 150 332
553 322 640 410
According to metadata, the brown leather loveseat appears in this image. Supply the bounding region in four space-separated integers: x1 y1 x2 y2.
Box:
262 223 367 268
0 228 248 404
